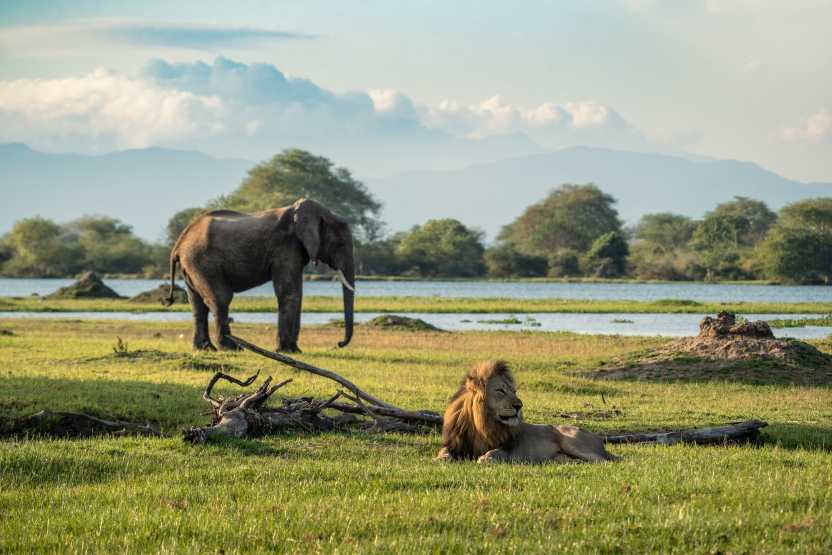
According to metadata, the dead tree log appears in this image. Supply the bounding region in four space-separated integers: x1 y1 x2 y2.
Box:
604 420 767 445
183 336 441 443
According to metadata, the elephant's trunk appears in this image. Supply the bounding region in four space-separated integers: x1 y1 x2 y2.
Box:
337 259 355 348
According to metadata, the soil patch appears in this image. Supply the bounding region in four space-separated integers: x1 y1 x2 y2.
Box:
129 283 188 305
47 272 123 299
589 312 832 385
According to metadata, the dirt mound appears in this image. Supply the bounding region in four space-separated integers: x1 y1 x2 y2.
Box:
590 312 832 385
366 315 444 332
129 283 188 304
698 311 773 339
47 272 123 299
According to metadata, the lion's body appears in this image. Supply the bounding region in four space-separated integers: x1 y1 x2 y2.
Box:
436 361 617 464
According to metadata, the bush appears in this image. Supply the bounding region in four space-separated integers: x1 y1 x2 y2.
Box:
547 250 580 277
582 231 629 277
484 244 547 278
395 219 486 277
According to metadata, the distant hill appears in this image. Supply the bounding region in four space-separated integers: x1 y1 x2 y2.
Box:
367 146 832 239
3 143 831 242
0 143 251 241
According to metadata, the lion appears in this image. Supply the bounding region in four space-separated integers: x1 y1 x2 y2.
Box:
435 360 618 463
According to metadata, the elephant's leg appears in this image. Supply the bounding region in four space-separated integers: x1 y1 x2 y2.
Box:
212 289 240 351
273 275 302 353
187 287 215 351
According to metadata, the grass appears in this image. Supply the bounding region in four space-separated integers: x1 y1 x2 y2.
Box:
769 315 832 328
3 295 832 314
1 319 832 553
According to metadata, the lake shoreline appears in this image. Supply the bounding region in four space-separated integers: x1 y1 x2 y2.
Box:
2 296 831 315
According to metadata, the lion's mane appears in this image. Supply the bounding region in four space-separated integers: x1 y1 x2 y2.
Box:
440 360 516 460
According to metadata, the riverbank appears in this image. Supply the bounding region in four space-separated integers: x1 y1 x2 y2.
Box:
2 295 831 314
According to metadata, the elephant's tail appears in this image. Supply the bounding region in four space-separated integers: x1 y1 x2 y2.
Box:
163 253 179 307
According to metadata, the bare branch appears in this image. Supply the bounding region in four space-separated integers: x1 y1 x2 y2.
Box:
228 334 396 409
203 370 260 408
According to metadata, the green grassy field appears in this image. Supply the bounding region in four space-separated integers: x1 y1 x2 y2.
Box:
3 295 832 314
1 319 831 553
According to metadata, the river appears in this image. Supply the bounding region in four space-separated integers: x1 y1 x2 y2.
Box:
1 278 830 303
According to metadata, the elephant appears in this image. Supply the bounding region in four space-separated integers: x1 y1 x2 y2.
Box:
166 198 355 352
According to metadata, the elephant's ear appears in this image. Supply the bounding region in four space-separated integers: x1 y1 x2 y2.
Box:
293 198 323 262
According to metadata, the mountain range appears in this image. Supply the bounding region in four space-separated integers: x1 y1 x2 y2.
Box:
2 143 830 241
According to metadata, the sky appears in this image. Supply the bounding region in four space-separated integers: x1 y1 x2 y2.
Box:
0 0 830 181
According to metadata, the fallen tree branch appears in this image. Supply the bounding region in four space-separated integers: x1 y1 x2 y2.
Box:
604 420 767 445
184 337 442 443
228 334 394 409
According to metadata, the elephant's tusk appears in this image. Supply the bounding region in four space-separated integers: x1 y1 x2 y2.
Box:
336 269 355 293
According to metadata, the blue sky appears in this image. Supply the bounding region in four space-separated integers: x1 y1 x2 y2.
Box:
1 0 830 180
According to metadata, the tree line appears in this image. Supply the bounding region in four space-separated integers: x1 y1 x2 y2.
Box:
2 149 830 284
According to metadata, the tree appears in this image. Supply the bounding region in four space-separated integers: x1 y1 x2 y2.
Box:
67 216 153 275
582 231 629 277
354 238 403 276
499 184 622 258
0 217 83 277
630 213 699 280
212 149 383 241
547 249 581 277
761 198 832 284
396 219 485 277
166 207 204 246
484 243 547 278
633 213 697 253
690 197 776 280
710 196 777 245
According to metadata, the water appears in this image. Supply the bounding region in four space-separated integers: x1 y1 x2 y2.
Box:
1 311 826 339
1 277 830 303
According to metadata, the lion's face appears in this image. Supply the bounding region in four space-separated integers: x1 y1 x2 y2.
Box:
485 372 523 427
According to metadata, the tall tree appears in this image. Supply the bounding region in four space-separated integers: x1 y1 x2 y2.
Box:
211 149 383 241
499 184 622 257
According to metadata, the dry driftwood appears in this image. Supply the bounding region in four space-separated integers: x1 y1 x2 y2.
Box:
604 420 767 445
183 335 441 443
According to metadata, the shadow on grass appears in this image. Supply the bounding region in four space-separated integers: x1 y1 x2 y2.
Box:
70 349 250 374
0 375 208 435
761 423 832 452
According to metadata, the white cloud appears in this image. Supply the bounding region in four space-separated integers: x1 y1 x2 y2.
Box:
782 109 832 144
0 57 646 168
368 89 418 121
0 69 224 152
422 95 638 148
